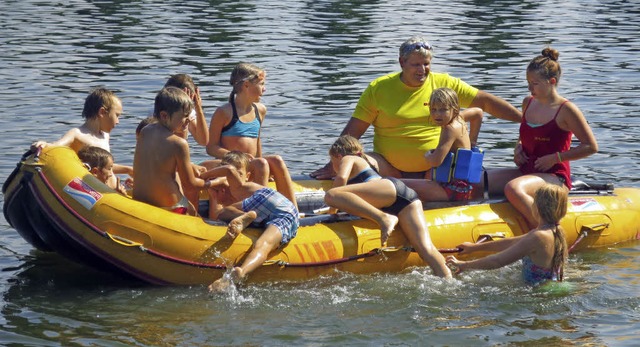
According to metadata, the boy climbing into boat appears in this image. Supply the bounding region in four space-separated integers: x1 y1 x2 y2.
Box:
203 151 299 292
77 146 128 196
324 135 451 278
402 88 484 202
30 87 133 186
203 62 297 209
446 183 569 286
133 87 219 216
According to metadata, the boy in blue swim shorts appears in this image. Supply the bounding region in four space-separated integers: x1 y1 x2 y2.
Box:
202 151 299 292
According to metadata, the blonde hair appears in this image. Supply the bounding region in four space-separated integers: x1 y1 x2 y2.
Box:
329 135 363 157
430 87 463 129
221 150 251 171
534 184 569 281
229 63 266 103
329 135 378 171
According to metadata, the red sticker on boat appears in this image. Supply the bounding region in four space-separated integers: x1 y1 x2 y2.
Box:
63 177 102 210
569 197 603 211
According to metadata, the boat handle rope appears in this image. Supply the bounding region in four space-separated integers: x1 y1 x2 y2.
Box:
30 167 525 272
105 232 143 247
261 235 498 268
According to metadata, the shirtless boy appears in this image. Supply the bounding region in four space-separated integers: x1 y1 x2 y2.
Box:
132 87 218 215
203 151 299 292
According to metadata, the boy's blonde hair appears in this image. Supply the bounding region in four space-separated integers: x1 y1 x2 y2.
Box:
78 146 113 171
153 87 193 119
534 184 569 280
221 150 251 171
82 88 118 119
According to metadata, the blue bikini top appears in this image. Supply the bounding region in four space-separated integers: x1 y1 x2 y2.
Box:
221 98 262 138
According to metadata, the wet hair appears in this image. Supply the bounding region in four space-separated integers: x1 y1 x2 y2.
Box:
221 150 251 171
527 47 562 84
329 135 378 172
534 184 569 281
228 62 265 103
164 74 196 94
153 87 193 119
399 35 433 62
135 116 156 136
78 146 113 171
82 88 118 119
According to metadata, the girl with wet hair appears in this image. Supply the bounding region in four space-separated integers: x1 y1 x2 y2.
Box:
446 183 569 285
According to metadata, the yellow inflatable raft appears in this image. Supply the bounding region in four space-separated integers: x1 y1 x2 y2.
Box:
3 146 640 285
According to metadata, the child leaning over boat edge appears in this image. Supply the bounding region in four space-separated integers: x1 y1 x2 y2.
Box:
201 151 299 292
446 183 569 286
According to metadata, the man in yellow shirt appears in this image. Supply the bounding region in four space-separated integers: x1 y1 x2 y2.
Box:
311 36 521 179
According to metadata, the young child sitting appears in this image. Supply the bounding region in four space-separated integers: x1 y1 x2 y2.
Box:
406 87 483 202
324 135 451 278
31 87 133 186
203 151 299 292
446 183 569 286
133 87 217 216
77 146 127 196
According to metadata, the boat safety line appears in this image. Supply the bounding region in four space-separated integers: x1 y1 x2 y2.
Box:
262 246 413 268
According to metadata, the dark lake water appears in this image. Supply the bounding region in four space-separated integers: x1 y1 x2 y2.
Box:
1 0 639 345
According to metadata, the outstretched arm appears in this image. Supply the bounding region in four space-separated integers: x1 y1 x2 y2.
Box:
469 90 521 123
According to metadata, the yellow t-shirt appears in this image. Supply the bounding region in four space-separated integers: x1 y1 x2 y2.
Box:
352 72 478 172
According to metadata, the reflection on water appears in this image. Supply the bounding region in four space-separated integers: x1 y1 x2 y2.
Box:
1 0 640 345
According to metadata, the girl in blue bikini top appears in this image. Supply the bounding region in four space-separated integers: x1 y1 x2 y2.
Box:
446 184 568 286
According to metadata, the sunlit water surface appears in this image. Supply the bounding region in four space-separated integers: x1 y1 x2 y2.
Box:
1 1 639 345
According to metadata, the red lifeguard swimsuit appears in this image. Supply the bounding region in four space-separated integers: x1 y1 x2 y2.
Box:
519 98 573 188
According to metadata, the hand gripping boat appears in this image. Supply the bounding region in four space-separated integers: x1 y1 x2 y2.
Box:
3 146 640 285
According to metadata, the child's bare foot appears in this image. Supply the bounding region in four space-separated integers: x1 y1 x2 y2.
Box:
227 211 257 239
208 275 233 293
230 267 244 282
380 213 399 246
208 267 245 294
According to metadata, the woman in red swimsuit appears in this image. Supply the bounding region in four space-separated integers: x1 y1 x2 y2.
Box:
498 48 598 228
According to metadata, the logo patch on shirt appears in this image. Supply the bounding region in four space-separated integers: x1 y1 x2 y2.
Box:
63 177 102 210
